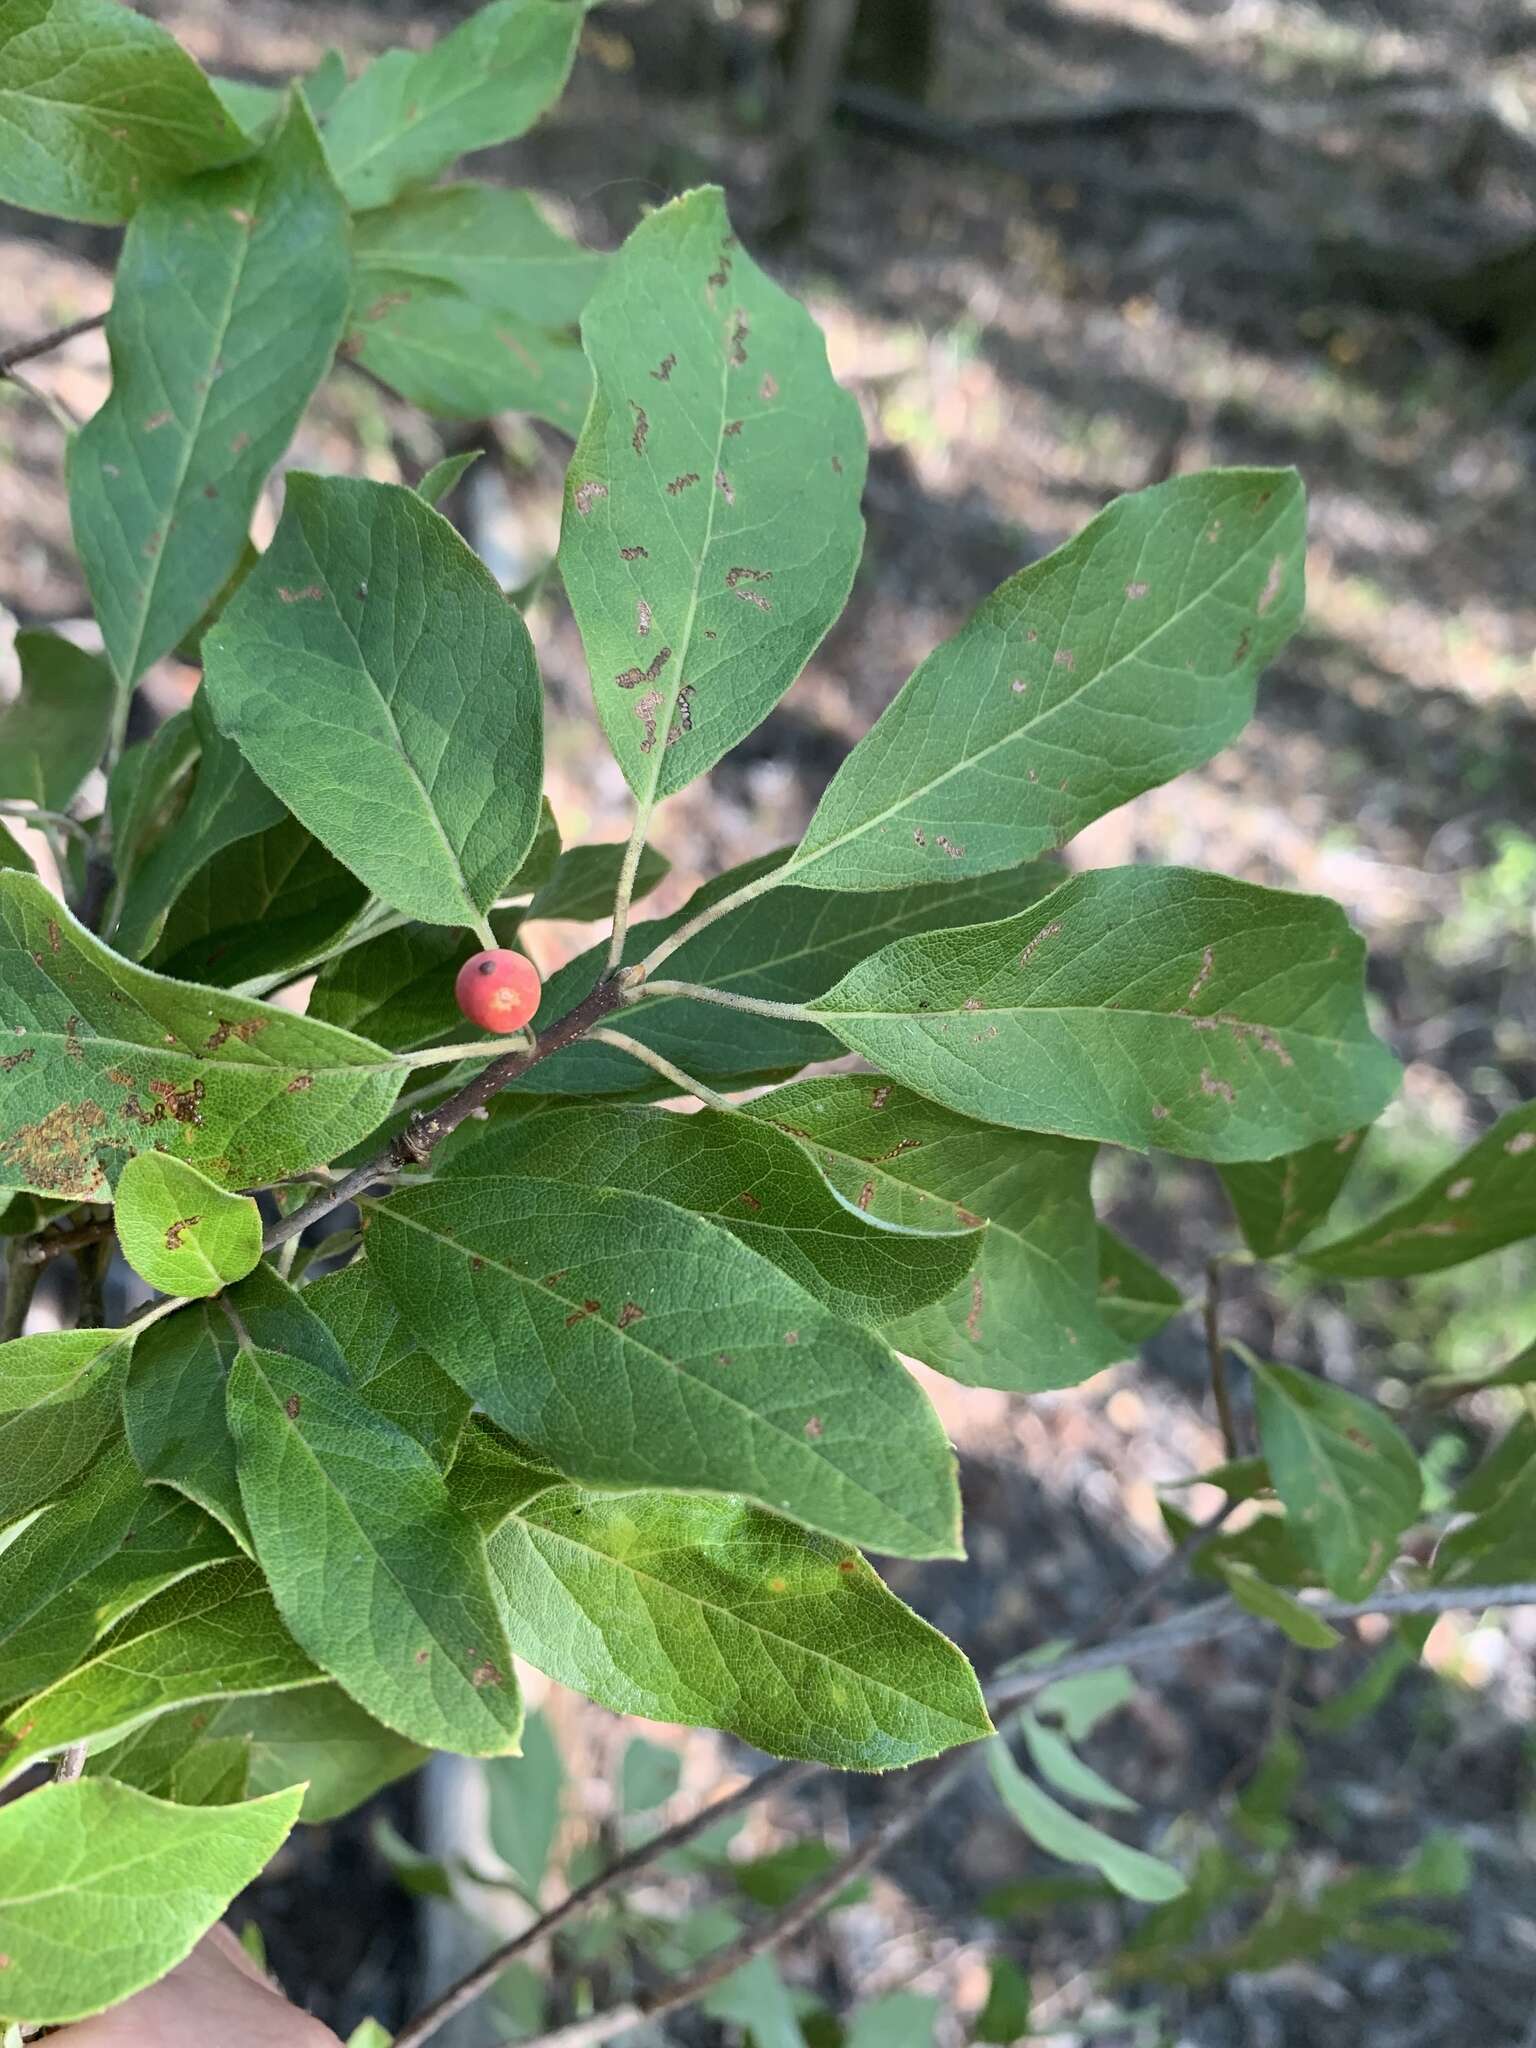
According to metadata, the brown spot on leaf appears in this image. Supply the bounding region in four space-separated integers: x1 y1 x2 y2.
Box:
1151 1103 1169 1120
1447 1177 1474 1200
286 1073 313 1093
856 1179 875 1211
736 1190 763 1213
573 481 608 516
635 689 664 753
163 1215 200 1252
714 468 734 505
614 646 672 691
759 372 777 400
831 454 844 474
143 410 173 432
636 597 653 637
729 314 750 365
46 918 62 954
1232 629 1252 665
629 401 649 455
1505 1131 1535 1155
912 827 926 846
783 1330 799 1346
664 686 695 748
936 835 964 858
617 1301 645 1328
871 1085 892 1109
804 1414 823 1438
415 1649 430 1665
1335 1130 1359 1153
205 1017 267 1053
362 290 411 322
666 472 700 495
724 418 743 436
564 1298 601 1328
281 1393 302 1421
1018 919 1063 968
966 1271 985 1342
0 1048 34 1071
470 1658 503 1688
277 585 324 604
838 1558 857 1574
0 1100 109 1194
620 544 649 560
149 1077 205 1126
1125 580 1150 601
230 432 250 456
228 206 254 227
650 353 677 382
1200 1068 1235 1103
1187 945 1215 1003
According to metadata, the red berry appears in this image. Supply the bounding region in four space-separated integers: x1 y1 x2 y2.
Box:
455 948 541 1034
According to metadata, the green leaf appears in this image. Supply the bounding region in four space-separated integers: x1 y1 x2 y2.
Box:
445 1418 561 1533
368 1167 964 1560
0 1778 301 2027
124 1305 252 1548
987 1739 1185 1902
149 816 368 990
0 1489 236 1715
525 839 669 923
1095 1227 1183 1345
974 1957 1032 2045
0 0 248 225
808 866 1401 1162
354 182 607 327
730 1839 869 1910
0 1326 130 1522
344 282 592 435
227 1341 524 1754
1219 1128 1369 1258
105 710 198 899
783 469 1304 891
415 449 483 509
110 694 285 958
69 96 350 687
486 1706 563 1897
203 474 544 932
621 1733 681 1814
846 1993 940 2048
1219 1562 1342 1648
113 1151 262 1297
1019 1714 1137 1813
743 1078 1121 1390
1432 1439 1536 1592
0 1436 144 1644
480 1103 980 1327
1029 1662 1135 1740
561 186 866 799
0 1557 319 1788
306 904 529 1054
92 1683 426 1822
0 631 114 809
301 1258 470 1468
489 1486 988 1768
1250 1360 1421 1598
701 1953 807 2048
518 855 1064 1096
1303 1101 1536 1277
324 0 582 209
0 872 402 1197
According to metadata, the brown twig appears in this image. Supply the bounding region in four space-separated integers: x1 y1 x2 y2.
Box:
1204 1256 1241 1460
0 310 107 372
21 1215 115 1266
261 972 632 1253
2 1234 41 1342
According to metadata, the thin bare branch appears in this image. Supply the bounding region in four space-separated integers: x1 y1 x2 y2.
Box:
1204 1256 1241 1460
0 310 107 372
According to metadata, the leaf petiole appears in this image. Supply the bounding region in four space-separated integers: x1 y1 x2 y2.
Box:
585 1028 737 1112
635 979 813 1023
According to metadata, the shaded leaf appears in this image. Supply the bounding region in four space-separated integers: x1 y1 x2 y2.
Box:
784 469 1304 890
846 1993 940 2048
446 1418 562 1534
987 1739 1185 1902
0 0 247 225
307 906 525 1054
0 1325 130 1522
975 1957 1032 2045
621 1733 681 1815
324 0 582 209
203 474 544 931
561 186 866 798
0 1779 301 2028
1020 1714 1137 1813
416 449 482 508
1219 1128 1369 1259
1251 1360 1421 1599
0 1557 319 1788
227 1341 523 1754
0 1435 144 1648
809 866 1401 1162
701 1953 807 2048
367 1167 963 1559
744 1077 1120 1390
1095 1228 1183 1345
124 1305 251 1547
114 1151 262 1297
150 816 368 990
353 182 607 327
302 1258 470 1468
525 839 669 924
482 1103 980 1327
104 709 198 902
1303 1101 1536 1277
489 1487 989 1768
70 96 350 686
0 871 402 1197
344 281 591 434
486 1708 563 1897
1219 1562 1342 1648
0 630 114 809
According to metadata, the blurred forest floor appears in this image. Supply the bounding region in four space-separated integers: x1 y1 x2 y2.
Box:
3 1 1535 2042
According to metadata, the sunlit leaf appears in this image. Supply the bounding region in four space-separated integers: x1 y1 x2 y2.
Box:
113 1151 262 1297
1095 1228 1183 1345
353 183 607 327
0 1326 131 1522
1219 1128 1369 1258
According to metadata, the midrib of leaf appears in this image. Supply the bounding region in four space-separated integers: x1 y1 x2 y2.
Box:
113 181 260 685
782 493 1289 883
239 1347 499 1692
375 1200 934 1546
332 37 518 190
817 998 1357 1058
516 1509 976 1727
9 1011 394 1077
2 1830 248 1909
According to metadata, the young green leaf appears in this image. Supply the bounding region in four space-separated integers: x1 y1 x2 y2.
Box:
622 1734 681 1814
415 449 483 509
113 1152 262 1297
302 1258 470 1469
742 1078 1123 1390
1218 1561 1342 1648
0 1558 320 1789
782 469 1304 891
203 475 544 933
149 816 368 990
446 1418 563 1534
353 183 608 327
485 1709 564 1897
0 631 114 810
110 694 285 958
226 1341 524 1755
90 1684 428 1824
0 1326 131 1522
517 856 1062 1096
0 0 248 225
344 283 592 435
1095 1228 1183 1345
0 872 402 1198
70 96 350 688
0 1778 301 2027
987 1739 1186 1902
1302 1101 1536 1277
488 1486 990 1768
808 867 1401 1162
560 186 866 799
1250 1360 1421 1599
323 0 584 210
525 840 670 924
1219 1128 1368 1259
481 1104 980 1327
366 1170 964 1560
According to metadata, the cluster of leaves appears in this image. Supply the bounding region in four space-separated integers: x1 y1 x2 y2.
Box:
1 0 1532 2035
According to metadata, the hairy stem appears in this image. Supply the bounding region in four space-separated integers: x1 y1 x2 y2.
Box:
634 863 786 980
396 1035 531 1070
20 1215 116 1267
636 979 812 1021
0 802 94 845
605 809 654 972
585 1028 738 1112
